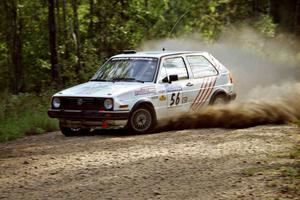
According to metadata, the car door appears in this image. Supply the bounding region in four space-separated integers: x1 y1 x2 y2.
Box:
157 56 192 116
185 54 219 111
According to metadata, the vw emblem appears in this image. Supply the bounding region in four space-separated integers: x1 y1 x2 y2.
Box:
77 98 83 105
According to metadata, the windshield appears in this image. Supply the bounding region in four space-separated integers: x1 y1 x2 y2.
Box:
91 57 158 82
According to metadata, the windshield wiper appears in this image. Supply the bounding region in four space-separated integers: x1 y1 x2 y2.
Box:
112 77 144 83
90 78 108 82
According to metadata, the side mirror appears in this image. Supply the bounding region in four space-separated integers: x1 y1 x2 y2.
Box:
161 75 179 83
162 76 169 83
169 74 178 83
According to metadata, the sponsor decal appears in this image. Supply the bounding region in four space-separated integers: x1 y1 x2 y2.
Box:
151 96 159 100
159 95 167 101
182 96 188 104
134 86 156 96
112 57 157 61
166 85 182 92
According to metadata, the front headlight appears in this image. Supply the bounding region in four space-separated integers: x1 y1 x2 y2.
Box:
104 99 113 110
52 97 61 108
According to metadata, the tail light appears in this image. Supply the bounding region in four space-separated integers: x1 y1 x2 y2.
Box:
228 72 234 84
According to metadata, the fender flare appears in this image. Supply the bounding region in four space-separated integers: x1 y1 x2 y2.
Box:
130 100 157 121
126 100 157 130
131 99 154 111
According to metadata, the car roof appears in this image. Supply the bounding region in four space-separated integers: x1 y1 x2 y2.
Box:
112 51 209 59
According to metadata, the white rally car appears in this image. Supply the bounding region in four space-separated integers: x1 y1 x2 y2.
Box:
48 51 236 136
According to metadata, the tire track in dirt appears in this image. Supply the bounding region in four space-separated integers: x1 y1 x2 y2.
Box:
0 125 299 199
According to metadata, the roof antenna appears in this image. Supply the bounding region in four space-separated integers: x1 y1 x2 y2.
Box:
162 48 165 51
168 10 190 38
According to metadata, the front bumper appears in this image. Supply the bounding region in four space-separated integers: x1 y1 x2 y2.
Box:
48 109 130 120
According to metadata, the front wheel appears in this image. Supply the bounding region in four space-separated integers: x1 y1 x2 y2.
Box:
59 122 90 137
127 105 156 134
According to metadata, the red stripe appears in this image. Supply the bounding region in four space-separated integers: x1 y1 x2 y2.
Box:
191 77 210 110
194 77 213 110
198 77 217 108
195 77 217 109
191 77 211 110
190 77 207 110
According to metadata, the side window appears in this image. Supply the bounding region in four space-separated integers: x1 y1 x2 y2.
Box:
187 55 217 78
158 65 168 82
162 57 188 80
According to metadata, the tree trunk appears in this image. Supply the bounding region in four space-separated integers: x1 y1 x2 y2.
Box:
4 0 24 94
48 0 60 84
62 0 70 59
55 0 60 36
295 0 300 34
71 0 82 78
252 0 259 17
88 0 94 38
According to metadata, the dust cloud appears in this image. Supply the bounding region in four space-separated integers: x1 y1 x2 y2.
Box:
159 86 300 129
140 27 300 128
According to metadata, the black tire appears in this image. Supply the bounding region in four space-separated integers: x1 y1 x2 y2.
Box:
127 105 156 134
59 122 90 137
211 93 228 105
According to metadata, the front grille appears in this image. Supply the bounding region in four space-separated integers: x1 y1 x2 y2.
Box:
60 97 105 110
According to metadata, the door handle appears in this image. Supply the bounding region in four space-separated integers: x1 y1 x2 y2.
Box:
186 82 194 87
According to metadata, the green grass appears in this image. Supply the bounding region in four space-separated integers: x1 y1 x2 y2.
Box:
241 125 300 198
289 148 300 159
273 131 300 197
0 92 59 142
293 120 300 127
242 167 264 176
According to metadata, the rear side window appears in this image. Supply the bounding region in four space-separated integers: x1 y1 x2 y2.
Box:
162 57 188 80
187 55 217 78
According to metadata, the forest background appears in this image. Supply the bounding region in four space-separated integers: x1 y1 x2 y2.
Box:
0 0 299 141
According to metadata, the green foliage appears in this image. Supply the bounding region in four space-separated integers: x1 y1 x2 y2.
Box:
254 14 277 37
0 0 296 93
0 93 58 142
0 42 8 91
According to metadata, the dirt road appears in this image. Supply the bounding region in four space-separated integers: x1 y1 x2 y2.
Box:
0 125 299 200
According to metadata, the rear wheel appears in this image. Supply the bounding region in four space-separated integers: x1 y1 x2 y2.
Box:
127 105 156 134
211 94 228 105
59 122 90 137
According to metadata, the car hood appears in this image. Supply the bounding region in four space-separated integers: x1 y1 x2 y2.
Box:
54 81 151 97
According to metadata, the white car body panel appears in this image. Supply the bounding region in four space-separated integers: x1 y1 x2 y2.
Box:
49 51 236 129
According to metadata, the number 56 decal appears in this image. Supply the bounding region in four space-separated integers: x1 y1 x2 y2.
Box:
170 92 181 106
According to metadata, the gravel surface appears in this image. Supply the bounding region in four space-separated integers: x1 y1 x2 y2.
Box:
0 125 299 200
